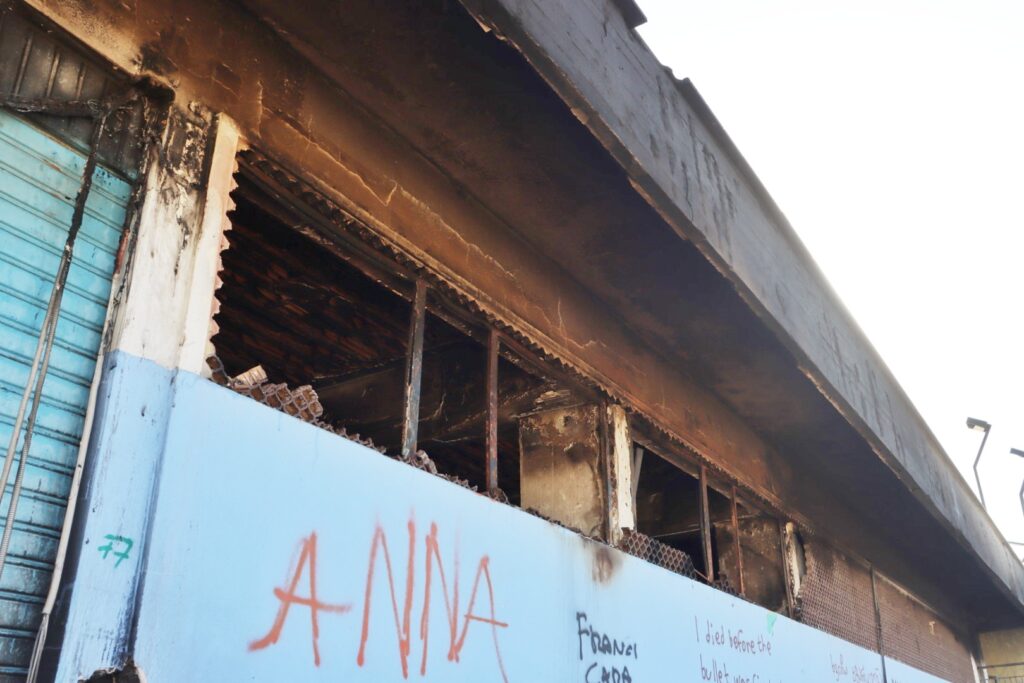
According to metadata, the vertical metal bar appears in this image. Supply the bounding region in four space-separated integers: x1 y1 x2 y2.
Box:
731 485 745 596
400 278 427 457
699 464 714 582
0 112 108 580
485 328 499 494
871 566 889 683
778 518 795 618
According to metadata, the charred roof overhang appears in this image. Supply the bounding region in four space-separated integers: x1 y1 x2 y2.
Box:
222 0 1024 628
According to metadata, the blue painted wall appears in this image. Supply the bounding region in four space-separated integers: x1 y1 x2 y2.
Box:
45 361 938 683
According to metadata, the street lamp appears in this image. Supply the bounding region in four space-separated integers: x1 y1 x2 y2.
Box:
967 418 992 508
1013 448 1024 520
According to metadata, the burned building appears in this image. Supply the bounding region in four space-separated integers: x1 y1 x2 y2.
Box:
0 0 1020 681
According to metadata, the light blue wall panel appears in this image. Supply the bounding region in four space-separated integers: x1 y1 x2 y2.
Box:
0 109 131 678
96 365 946 683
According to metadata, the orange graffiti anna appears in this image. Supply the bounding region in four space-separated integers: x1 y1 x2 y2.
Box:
249 519 510 681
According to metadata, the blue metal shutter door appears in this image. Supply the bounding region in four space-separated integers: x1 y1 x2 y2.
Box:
0 110 132 679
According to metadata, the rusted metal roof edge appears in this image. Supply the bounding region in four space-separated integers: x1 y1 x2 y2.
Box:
456 0 1024 620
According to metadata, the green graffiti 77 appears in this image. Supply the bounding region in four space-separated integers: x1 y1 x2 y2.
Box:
97 534 134 567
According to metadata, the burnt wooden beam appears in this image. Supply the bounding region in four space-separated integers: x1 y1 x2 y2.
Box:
604 404 636 544
401 278 427 457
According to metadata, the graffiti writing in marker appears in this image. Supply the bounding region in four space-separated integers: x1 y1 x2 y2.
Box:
97 534 133 567
248 518 510 681
576 611 638 682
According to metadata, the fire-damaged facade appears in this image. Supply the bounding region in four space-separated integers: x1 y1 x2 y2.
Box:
0 0 1021 681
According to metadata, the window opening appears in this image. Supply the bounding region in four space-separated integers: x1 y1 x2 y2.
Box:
391 300 546 500
632 449 733 584
213 160 588 510
213 174 416 454
627 430 789 609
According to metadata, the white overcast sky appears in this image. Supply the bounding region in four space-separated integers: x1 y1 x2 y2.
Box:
634 0 1024 549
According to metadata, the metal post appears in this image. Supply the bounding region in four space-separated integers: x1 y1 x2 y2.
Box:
699 465 714 582
731 485 745 596
0 112 108 580
485 328 499 494
400 278 427 458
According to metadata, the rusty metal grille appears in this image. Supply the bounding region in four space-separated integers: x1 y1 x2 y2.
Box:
618 529 700 580
875 575 975 683
797 540 879 653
